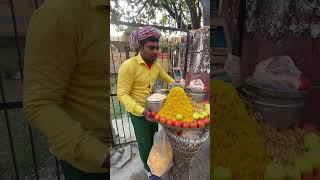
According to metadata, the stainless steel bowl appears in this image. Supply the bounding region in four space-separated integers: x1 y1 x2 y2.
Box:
241 87 306 129
188 92 205 103
251 99 304 128
146 93 167 112
147 99 165 112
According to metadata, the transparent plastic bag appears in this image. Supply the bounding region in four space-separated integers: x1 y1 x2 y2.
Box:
188 79 205 92
147 126 173 177
225 54 241 87
251 56 301 91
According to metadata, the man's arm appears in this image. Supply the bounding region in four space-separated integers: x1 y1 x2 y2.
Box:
158 64 175 85
117 64 146 115
23 8 107 169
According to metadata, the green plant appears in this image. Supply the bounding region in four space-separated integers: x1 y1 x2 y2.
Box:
160 43 170 53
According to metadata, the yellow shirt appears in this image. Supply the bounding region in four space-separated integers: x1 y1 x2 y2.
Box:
117 53 175 116
23 0 109 173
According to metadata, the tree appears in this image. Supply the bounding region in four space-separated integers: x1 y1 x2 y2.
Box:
111 0 203 30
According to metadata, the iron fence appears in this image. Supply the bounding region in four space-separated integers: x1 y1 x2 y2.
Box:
1 0 67 179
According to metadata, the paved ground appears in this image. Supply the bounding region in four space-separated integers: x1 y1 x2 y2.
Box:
111 135 210 180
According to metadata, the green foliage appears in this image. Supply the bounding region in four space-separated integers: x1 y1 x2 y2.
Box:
111 0 202 30
160 43 170 52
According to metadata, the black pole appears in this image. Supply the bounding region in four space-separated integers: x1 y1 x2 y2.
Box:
8 0 23 82
238 0 246 57
34 0 39 9
55 157 61 180
0 75 20 180
183 30 190 80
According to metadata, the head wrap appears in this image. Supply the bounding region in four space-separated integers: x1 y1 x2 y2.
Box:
129 26 161 50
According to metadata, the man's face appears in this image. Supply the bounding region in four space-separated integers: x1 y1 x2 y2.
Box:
140 41 159 64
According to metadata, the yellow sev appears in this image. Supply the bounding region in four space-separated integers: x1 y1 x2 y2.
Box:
159 87 194 122
211 80 266 179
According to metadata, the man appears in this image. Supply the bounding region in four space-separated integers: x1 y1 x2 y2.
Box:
23 0 110 179
117 26 176 180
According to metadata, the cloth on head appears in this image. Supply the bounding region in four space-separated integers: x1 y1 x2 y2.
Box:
137 26 161 40
129 26 161 50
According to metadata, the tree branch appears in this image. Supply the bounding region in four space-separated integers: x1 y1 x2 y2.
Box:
135 1 149 17
127 0 144 4
159 1 177 21
170 1 179 26
198 1 202 25
159 1 174 17
160 0 187 28
113 0 192 29
169 0 178 14
185 0 200 29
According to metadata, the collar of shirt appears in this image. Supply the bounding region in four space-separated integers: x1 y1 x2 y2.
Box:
89 0 109 7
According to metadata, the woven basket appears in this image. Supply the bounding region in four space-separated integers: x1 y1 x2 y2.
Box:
164 127 209 180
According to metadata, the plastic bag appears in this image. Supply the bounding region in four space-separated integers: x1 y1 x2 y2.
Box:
188 79 205 92
180 78 186 88
147 127 173 177
251 56 301 91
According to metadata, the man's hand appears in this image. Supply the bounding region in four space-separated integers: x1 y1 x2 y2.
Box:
143 109 152 122
142 109 150 118
169 82 182 89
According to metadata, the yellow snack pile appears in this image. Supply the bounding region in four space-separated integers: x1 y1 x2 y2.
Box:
211 80 267 180
159 86 194 121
